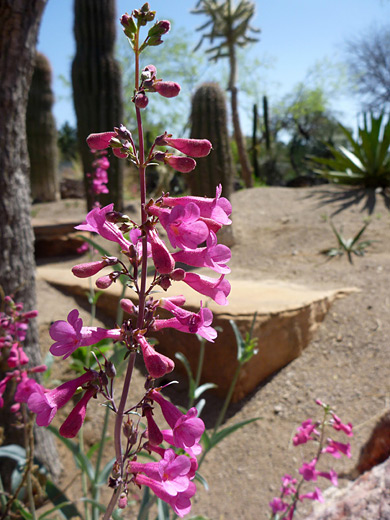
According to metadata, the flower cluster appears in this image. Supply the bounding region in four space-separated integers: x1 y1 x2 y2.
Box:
269 400 353 520
87 149 110 195
0 297 45 414
23 5 233 518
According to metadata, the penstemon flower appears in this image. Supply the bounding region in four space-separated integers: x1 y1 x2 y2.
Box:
15 4 232 519
269 400 353 520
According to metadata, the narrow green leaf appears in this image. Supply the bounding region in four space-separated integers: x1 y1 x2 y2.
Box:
209 417 260 448
194 383 217 400
228 319 245 361
0 444 26 465
96 457 116 486
45 479 81 519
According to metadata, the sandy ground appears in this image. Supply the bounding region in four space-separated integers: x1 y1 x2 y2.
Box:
34 185 390 519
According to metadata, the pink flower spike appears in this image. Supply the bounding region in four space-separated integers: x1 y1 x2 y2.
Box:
162 138 212 158
165 155 196 173
86 131 116 150
153 80 181 98
183 272 231 306
59 388 97 438
137 335 175 379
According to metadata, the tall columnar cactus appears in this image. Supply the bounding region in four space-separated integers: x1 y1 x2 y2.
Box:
190 82 235 198
72 0 124 211
26 52 60 202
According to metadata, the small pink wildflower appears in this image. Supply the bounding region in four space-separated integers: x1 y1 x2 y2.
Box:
182 272 231 306
322 439 351 458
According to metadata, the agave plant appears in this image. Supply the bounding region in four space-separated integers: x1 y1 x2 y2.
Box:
311 112 390 188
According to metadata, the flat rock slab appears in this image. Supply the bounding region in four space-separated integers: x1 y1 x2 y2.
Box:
37 266 357 402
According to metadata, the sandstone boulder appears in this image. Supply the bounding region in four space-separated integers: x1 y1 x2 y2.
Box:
37 266 356 401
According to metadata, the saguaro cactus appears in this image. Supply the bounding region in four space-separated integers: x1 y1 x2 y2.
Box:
190 82 235 198
72 0 124 210
26 52 60 202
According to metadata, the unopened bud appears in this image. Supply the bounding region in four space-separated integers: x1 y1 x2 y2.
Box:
96 275 114 289
105 360 116 379
118 493 128 509
170 268 185 281
120 298 135 315
134 91 149 109
158 275 171 291
153 80 181 98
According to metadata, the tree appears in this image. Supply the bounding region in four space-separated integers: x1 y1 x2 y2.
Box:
72 0 124 210
192 0 260 188
345 25 390 111
0 0 59 479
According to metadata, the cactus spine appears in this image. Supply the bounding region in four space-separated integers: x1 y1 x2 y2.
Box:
26 52 60 202
190 82 234 198
72 0 124 210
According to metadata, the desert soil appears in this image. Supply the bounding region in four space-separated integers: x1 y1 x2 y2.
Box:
34 185 390 520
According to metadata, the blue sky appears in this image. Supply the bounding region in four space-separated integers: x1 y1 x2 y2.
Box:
37 0 390 133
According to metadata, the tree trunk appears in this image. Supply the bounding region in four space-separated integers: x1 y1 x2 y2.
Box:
228 41 253 188
72 0 124 211
0 0 60 481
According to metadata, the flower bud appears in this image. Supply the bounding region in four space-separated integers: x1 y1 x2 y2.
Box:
105 360 116 379
120 13 137 39
165 155 196 173
96 275 114 289
163 137 212 158
72 260 107 278
153 80 181 98
86 132 115 151
120 298 135 315
118 493 128 509
134 90 149 109
158 275 171 291
170 268 185 281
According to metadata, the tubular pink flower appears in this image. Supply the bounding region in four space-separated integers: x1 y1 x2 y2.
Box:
153 300 217 342
182 272 230 306
148 228 175 274
49 309 122 359
149 390 204 450
72 260 112 278
86 131 116 150
144 406 164 446
318 469 338 486
161 429 202 458
293 419 319 446
27 371 97 427
14 375 41 403
130 449 195 516
173 231 231 273
163 184 232 226
137 335 175 379
59 388 97 438
269 497 288 515
161 137 212 158
322 439 351 458
331 413 353 437
165 155 196 173
280 474 297 496
7 343 29 368
153 80 181 98
75 203 132 251
0 375 13 407
299 487 324 503
120 298 136 315
157 203 209 250
299 458 318 481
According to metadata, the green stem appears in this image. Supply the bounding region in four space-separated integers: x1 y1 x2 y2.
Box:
78 428 90 520
213 361 242 436
189 338 206 408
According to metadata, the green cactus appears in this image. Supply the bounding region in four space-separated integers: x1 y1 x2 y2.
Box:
189 82 235 198
26 52 60 202
72 0 124 210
